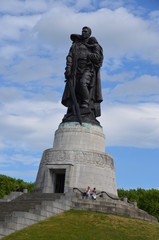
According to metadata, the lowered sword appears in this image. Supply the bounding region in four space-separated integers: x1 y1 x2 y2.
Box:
66 77 82 125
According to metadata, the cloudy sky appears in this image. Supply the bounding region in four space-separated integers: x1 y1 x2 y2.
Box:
0 0 159 190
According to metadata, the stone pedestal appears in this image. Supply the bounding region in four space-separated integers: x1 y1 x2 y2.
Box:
34 122 117 196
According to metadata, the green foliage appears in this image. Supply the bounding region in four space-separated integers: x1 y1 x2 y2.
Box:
2 210 159 240
0 174 34 198
118 188 159 221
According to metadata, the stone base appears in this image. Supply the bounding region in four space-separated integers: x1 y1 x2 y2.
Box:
34 122 117 196
62 104 101 126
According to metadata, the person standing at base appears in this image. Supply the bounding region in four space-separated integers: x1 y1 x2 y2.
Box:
86 186 91 198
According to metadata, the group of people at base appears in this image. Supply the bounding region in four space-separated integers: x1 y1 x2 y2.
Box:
85 186 96 200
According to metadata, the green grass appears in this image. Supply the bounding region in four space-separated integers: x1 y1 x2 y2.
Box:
2 210 159 240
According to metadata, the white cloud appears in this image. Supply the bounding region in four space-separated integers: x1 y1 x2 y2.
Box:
149 10 159 29
0 45 20 59
0 52 66 93
100 103 159 148
5 57 56 82
103 75 159 103
0 15 41 41
1 93 159 154
0 87 23 102
0 98 65 151
0 153 39 166
34 6 159 63
0 2 159 152
101 70 135 82
1 3 159 94
100 0 125 10
0 142 5 150
0 1 159 63
0 0 50 15
73 0 94 11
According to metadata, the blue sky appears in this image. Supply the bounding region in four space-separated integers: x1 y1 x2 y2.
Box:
0 0 159 190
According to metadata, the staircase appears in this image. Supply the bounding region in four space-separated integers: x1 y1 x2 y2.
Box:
0 191 158 239
0 193 71 239
0 192 23 202
71 193 158 223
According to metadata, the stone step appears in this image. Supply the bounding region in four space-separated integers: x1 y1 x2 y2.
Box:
72 201 129 211
4 215 38 226
72 196 128 205
11 211 46 222
72 197 131 209
0 204 41 211
72 199 134 209
73 196 129 208
14 193 63 201
0 191 157 240
0 192 23 202
0 201 41 207
0 204 42 219
0 199 63 214
29 208 54 218
72 197 158 223
0 227 15 238
57 198 72 207
3 221 28 231
0 193 70 239
41 201 70 211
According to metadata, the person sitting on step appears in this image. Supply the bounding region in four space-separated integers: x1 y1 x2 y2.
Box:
92 187 96 200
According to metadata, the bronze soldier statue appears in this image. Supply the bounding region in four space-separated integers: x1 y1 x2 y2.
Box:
62 26 103 125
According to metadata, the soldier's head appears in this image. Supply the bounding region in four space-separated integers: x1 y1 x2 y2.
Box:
82 26 92 39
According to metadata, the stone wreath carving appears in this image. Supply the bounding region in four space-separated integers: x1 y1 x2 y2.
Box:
40 149 114 169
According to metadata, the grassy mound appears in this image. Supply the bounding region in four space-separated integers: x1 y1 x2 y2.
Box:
2 210 159 240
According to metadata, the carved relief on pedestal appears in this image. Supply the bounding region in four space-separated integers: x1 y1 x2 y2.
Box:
40 149 114 169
